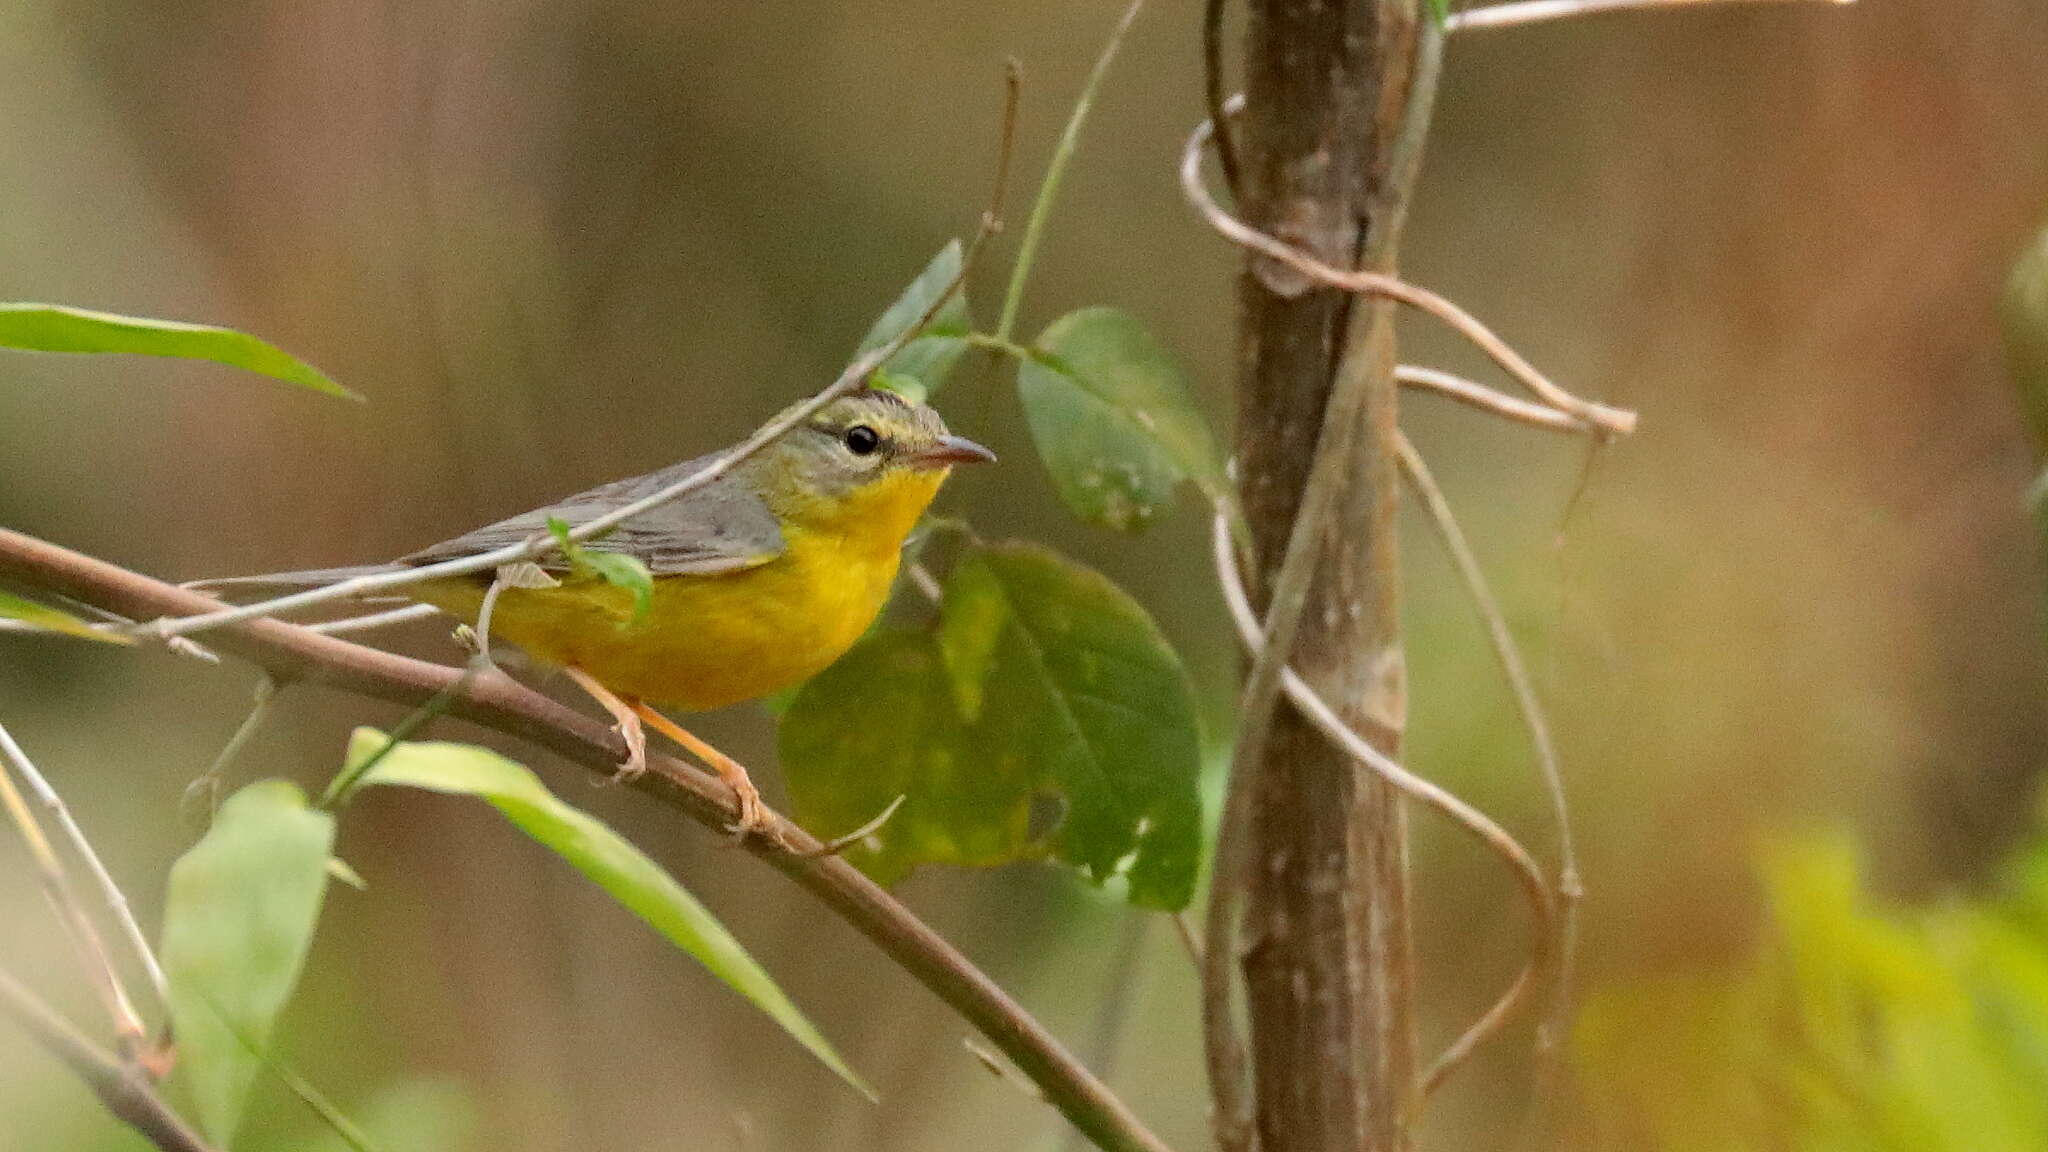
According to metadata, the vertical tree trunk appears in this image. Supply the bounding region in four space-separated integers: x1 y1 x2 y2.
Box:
1234 1 1424 1149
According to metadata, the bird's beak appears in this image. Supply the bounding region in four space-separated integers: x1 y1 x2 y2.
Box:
906 434 997 469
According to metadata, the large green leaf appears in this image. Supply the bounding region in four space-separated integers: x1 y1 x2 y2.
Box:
1017 307 1227 532
0 303 358 399
0 589 131 644
781 630 1044 886
945 544 1202 908
341 731 871 1099
856 241 972 401
782 543 1203 909
161 780 336 1147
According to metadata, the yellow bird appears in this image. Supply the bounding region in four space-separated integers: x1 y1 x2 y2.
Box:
210 388 993 834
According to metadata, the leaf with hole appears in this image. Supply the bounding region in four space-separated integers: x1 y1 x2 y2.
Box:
1017 307 1227 532
782 542 1203 909
0 303 358 399
161 780 336 1146
341 730 871 1099
857 241 972 397
0 589 131 644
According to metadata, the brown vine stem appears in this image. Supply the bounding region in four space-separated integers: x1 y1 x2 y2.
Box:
1209 501 1551 1104
0 528 1173 1152
1182 96 1637 440
1448 0 1854 33
1392 433 1579 1098
0 966 214 1152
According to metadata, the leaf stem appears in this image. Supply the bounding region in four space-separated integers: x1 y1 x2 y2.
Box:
993 0 1146 342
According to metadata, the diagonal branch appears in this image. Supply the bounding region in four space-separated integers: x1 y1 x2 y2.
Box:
0 966 214 1152
0 527 1174 1152
0 723 169 1010
0 729 149 1052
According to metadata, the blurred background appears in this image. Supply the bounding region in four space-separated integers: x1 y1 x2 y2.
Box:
3 0 2047 1149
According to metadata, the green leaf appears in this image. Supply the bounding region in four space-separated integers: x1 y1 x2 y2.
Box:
161 780 336 1147
2005 223 2048 454
1018 307 1228 532
856 241 972 397
546 517 653 624
257 1079 475 1152
947 544 1203 908
342 730 871 1099
782 542 1205 910
781 630 1044 887
0 589 131 644
0 303 359 399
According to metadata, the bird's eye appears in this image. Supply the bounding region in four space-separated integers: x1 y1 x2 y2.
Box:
844 424 882 456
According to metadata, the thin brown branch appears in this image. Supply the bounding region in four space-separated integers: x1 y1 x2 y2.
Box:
1448 0 1854 33
1210 502 1550 1102
0 729 149 1052
1182 97 1637 439
0 527 1173 1152
0 966 215 1152
148 68 1023 643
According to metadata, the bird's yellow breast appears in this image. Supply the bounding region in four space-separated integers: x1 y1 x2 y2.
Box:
410 467 945 711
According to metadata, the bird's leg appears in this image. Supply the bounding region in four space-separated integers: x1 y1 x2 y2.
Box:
631 703 769 839
563 667 647 783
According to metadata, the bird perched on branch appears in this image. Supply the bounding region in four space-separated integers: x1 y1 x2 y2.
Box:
198 387 994 836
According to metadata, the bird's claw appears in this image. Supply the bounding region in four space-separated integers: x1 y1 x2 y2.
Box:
607 720 648 786
724 776 770 842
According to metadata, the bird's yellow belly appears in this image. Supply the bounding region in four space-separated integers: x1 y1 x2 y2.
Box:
411 528 901 712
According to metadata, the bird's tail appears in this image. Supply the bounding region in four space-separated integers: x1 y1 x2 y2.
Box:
182 564 408 598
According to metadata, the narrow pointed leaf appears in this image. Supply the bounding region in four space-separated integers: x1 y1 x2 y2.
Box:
0 589 131 644
0 303 359 399
2004 224 2048 454
342 730 871 1099
857 241 972 397
161 780 336 1146
1018 307 1227 531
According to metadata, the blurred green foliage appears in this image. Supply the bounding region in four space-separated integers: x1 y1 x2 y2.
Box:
1576 813 2048 1151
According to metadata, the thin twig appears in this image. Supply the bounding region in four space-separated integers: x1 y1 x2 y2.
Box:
1395 434 1582 1106
1201 0 1241 203
1182 98 1637 438
1209 502 1551 1100
0 966 216 1152
0 528 1175 1152
1397 365 1601 434
0 723 168 1009
0 727 149 1052
149 69 1024 644
1448 0 1853 33
304 603 442 635
993 0 1145 342
185 677 279 825
799 794 906 859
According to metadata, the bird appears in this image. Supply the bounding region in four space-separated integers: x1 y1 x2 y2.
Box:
198 388 994 835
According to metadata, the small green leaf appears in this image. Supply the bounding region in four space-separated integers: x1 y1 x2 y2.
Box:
782 542 1204 910
868 369 928 405
342 731 871 1099
0 303 359 399
857 241 972 397
2005 223 2048 454
270 1080 475 1152
1018 307 1228 532
0 589 131 644
782 630 1043 886
546 517 653 624
161 780 336 1146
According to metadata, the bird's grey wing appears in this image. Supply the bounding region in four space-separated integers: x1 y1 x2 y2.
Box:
399 455 786 576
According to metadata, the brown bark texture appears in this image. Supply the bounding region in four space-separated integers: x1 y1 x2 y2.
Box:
1234 1 1423 1149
